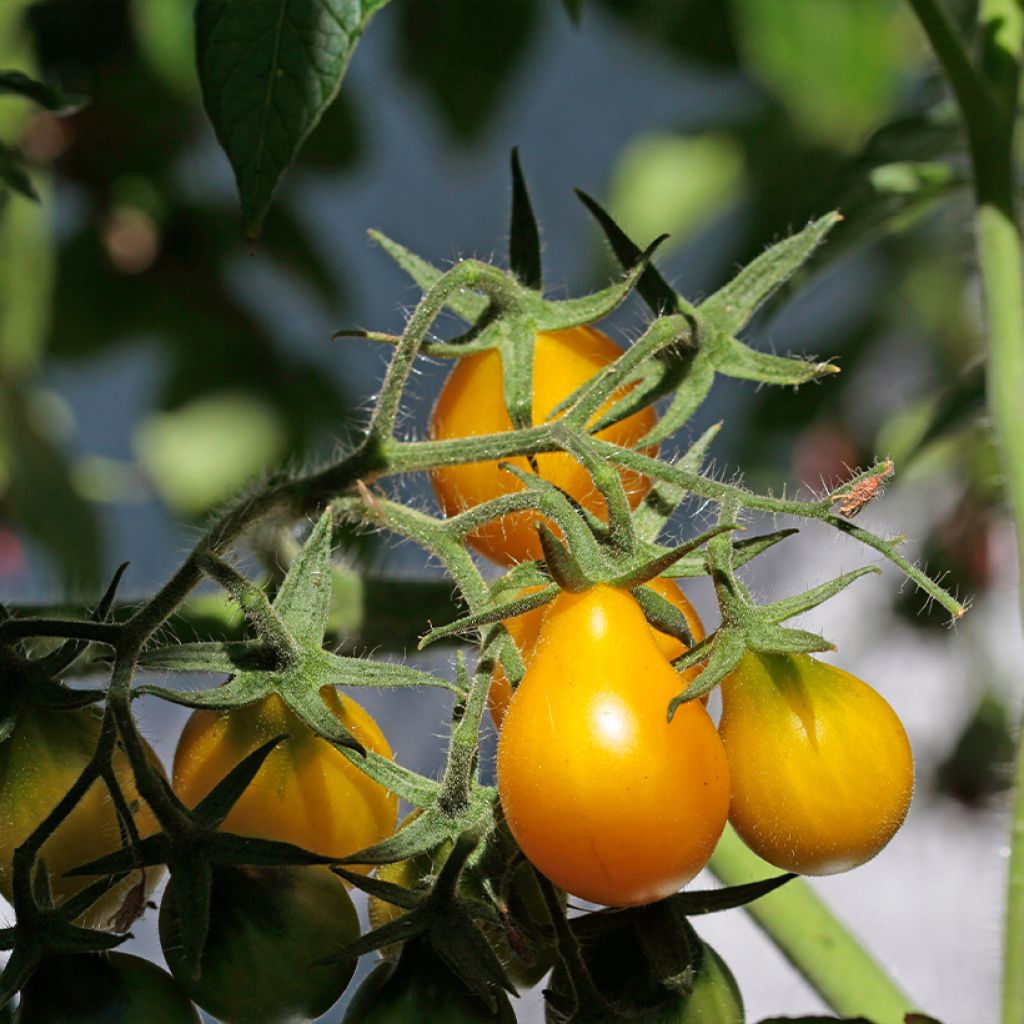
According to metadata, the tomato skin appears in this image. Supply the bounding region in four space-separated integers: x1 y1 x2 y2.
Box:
0 707 163 927
488 577 706 729
429 326 658 566
341 939 516 1023
172 688 398 863
14 952 200 1024
159 865 358 1024
719 652 914 875
496 585 730 907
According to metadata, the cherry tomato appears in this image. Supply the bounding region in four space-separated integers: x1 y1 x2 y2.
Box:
496 585 729 906
341 938 516 1023
15 952 200 1024
0 707 163 928
719 652 914 874
547 927 744 1024
367 813 560 987
429 326 658 566
160 864 358 1024
488 577 706 729
172 688 398 864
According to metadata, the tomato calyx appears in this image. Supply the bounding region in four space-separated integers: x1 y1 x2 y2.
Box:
666 501 882 716
0 857 133 1012
330 830 518 1014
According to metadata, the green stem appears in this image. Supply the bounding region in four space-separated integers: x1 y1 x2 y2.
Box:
908 3 1024 1022
709 827 916 1024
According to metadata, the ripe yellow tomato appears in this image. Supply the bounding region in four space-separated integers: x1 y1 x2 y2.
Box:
496 585 729 907
172 688 398 864
429 326 658 566
0 707 163 928
719 652 914 874
488 577 706 729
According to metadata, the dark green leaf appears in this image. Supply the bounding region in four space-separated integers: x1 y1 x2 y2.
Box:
192 737 286 828
195 0 390 236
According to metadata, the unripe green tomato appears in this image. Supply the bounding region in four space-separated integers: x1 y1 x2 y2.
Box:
547 931 743 1024
159 865 358 1024
14 952 200 1024
0 707 165 928
342 940 516 1023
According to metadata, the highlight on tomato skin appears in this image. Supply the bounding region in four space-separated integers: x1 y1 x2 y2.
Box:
488 576 707 729
171 687 398 865
496 584 730 908
429 325 658 567
719 651 915 875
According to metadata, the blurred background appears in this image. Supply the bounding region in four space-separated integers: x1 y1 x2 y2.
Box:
0 1 1019 1021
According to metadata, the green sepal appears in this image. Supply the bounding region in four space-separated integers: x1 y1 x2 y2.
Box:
575 188 680 315
538 525 590 593
270 509 334 648
418 586 558 649
368 229 490 324
700 213 843 337
632 585 695 648
36 562 128 678
717 333 839 386
666 872 795 915
136 640 278 674
761 566 880 622
191 737 285 828
669 630 747 714
168 858 212 979
610 523 737 591
509 147 541 290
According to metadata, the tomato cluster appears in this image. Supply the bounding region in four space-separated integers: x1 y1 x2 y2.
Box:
434 326 915 901
0 323 916 1023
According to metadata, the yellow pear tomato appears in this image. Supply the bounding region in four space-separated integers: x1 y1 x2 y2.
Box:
719 652 914 874
429 326 658 566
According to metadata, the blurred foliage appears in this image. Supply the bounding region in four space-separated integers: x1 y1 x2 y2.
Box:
0 0 1003 665
936 692 1016 807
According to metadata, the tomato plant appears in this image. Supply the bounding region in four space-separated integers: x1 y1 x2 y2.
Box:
172 687 398 863
496 584 730 906
719 652 914 874
159 864 358 1024
488 576 706 729
14 952 200 1024
429 326 657 566
0 707 163 927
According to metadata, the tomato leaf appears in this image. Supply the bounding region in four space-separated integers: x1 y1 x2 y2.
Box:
195 0 390 237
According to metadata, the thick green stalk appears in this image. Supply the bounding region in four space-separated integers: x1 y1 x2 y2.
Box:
709 827 915 1023
906 2 1024 1021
